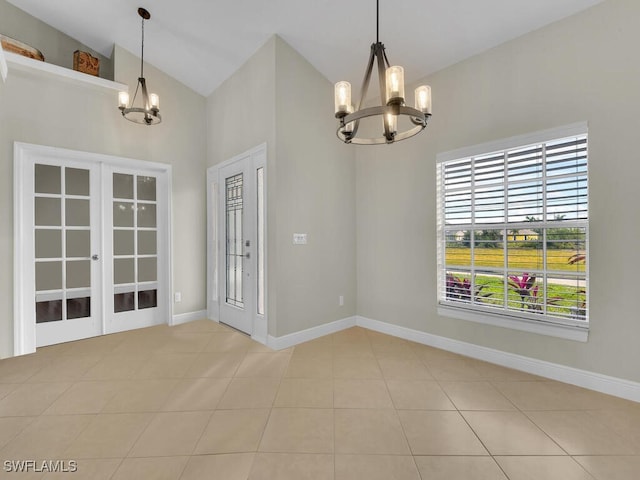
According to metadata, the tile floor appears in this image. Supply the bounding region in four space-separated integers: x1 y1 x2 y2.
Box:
0 321 638 479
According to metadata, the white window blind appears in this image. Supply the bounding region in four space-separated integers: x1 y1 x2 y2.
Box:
437 131 588 328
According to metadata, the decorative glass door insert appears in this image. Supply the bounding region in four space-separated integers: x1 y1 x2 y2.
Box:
225 173 244 308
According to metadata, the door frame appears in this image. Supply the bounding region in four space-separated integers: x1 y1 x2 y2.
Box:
14 142 173 356
206 143 267 344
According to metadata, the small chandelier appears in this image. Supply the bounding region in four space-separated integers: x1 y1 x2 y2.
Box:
334 0 431 144
118 8 161 125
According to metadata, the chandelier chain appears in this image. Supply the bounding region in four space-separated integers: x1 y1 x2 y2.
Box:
376 0 379 44
140 16 145 79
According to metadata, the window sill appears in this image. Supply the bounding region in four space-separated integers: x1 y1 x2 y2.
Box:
438 304 589 342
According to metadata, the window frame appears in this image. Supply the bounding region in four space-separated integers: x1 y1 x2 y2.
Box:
436 122 589 342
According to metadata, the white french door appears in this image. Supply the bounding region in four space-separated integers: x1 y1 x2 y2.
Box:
209 144 266 340
28 158 103 347
104 166 169 334
15 143 171 353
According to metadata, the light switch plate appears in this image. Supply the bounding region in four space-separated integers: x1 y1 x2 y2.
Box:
293 233 307 245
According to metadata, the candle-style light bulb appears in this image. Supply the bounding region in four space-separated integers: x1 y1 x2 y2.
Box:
334 81 352 115
149 93 160 110
414 85 432 114
118 91 129 110
385 66 405 105
384 112 397 134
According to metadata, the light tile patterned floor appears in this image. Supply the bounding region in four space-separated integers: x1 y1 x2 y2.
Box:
0 321 639 479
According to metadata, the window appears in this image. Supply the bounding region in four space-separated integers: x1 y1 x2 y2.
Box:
436 124 588 336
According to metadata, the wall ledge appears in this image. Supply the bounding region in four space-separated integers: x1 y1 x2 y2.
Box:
3 50 126 92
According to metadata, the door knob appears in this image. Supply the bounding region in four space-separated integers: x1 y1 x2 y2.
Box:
92 254 99 261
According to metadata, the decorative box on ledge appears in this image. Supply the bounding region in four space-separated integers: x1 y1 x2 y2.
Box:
73 50 99 77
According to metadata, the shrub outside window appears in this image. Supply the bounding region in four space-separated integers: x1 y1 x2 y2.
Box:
437 126 588 331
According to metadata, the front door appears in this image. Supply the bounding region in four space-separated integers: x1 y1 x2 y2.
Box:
219 161 253 334
216 146 266 337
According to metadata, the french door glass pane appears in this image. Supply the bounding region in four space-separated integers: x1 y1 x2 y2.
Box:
36 230 62 258
36 300 62 323
114 258 135 284
114 230 135 255
66 261 91 288
65 168 90 196
35 164 61 194
137 176 156 201
114 292 135 313
138 231 157 255
138 289 158 309
66 199 90 226
66 230 90 257
137 203 157 228
35 198 61 226
36 261 62 291
113 173 134 199
113 202 134 227
67 296 90 319
138 257 157 282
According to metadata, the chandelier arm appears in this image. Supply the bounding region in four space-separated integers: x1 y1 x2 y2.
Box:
357 45 377 112
374 44 392 141
347 44 377 140
139 77 152 123
381 48 391 70
129 78 141 110
139 77 150 110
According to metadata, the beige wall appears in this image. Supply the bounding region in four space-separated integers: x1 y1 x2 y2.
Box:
205 37 278 333
273 37 356 337
356 0 640 382
0 0 113 80
206 36 357 337
0 43 206 357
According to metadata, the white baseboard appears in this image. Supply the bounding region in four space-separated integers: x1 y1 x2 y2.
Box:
171 310 208 326
357 316 640 403
267 316 357 350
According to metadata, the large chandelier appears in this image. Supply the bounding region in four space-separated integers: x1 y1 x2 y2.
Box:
118 8 161 125
334 0 431 144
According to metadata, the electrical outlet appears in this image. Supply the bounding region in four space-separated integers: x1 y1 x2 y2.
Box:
174 292 182 303
339 295 344 306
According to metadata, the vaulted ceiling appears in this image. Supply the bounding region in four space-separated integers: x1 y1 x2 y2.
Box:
7 0 604 97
